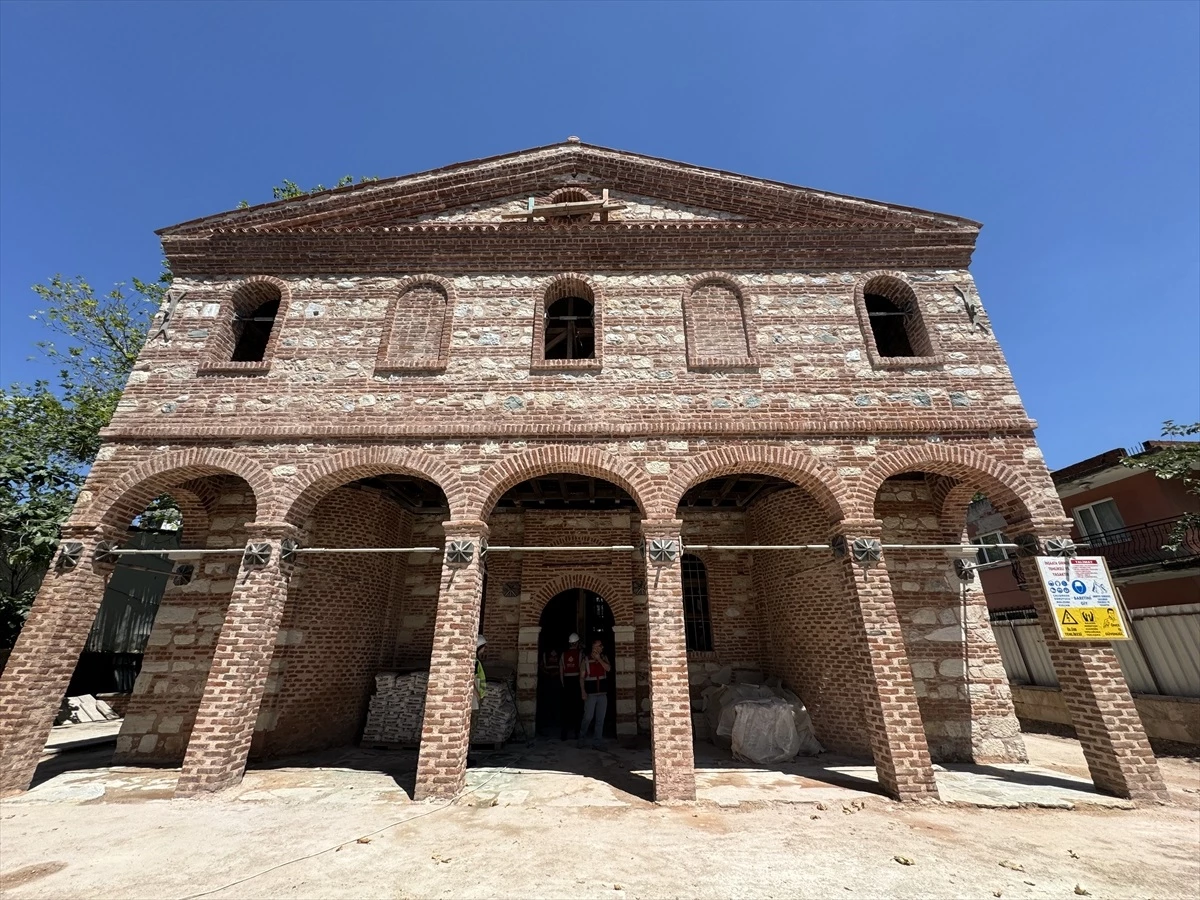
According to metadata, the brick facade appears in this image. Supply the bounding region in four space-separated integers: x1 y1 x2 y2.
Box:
0 141 1166 803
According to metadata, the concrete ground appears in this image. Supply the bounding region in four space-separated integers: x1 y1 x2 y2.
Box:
1 733 1197 899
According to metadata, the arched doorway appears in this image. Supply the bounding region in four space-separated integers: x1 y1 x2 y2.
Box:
536 589 616 739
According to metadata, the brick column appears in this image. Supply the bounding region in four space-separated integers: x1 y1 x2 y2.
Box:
612 624 637 740
642 520 696 802
0 528 116 797
836 519 940 801
175 526 298 797
414 521 488 801
1013 528 1167 803
516 625 540 733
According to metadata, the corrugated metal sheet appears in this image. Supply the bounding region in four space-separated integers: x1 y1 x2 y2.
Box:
85 530 177 655
992 604 1200 699
1129 604 1200 697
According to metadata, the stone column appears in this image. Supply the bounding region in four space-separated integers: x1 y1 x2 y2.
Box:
613 624 637 740
1013 526 1167 802
0 528 117 797
835 519 940 801
516 625 541 733
414 520 488 801
642 520 696 802
175 526 298 797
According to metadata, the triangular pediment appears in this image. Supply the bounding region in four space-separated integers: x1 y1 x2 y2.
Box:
160 142 979 235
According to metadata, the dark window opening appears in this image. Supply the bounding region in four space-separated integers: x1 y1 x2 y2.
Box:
544 296 595 360
681 554 714 652
865 292 916 358
232 298 280 362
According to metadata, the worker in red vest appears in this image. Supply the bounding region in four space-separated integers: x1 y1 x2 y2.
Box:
577 638 611 749
559 632 582 740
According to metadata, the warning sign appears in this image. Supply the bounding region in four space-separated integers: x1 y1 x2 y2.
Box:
1034 556 1130 641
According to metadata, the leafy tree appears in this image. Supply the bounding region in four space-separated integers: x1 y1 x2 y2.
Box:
0 274 172 646
1121 420 1200 550
237 175 379 209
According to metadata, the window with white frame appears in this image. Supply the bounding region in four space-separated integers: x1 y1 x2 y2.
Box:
971 530 1014 566
1073 498 1127 545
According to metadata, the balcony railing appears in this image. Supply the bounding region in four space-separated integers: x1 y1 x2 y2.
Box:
1078 517 1200 572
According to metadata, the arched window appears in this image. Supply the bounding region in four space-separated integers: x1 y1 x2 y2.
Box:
199 278 287 375
680 554 714 652
232 297 280 362
545 295 595 360
857 274 938 366
683 274 757 370
531 274 602 370
375 277 453 374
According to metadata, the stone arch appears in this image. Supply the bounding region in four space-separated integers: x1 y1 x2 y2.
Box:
660 446 848 522
473 446 653 520
281 446 468 525
527 572 632 627
73 448 273 531
857 444 1060 527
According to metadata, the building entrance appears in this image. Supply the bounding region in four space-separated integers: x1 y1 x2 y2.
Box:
536 589 617 739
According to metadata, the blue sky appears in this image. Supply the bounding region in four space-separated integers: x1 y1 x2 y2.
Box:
1 1 1196 468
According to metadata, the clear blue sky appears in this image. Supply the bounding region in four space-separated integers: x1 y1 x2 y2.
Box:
1 1 1196 468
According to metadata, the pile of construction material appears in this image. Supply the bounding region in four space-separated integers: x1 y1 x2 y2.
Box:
55 694 120 725
362 671 517 747
693 668 824 765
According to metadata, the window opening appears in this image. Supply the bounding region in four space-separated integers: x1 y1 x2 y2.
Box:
865 292 916 357
231 298 280 362
1074 499 1127 545
544 296 595 360
971 530 1014 566
680 554 714 652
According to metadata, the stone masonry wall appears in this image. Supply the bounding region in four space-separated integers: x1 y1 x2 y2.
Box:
116 480 256 763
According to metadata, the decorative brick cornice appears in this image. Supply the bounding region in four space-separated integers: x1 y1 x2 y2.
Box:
99 415 1038 443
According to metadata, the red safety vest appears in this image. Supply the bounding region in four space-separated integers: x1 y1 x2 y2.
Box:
583 658 607 693
561 648 581 677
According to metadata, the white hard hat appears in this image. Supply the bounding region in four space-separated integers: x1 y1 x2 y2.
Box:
476 634 487 648
568 632 580 643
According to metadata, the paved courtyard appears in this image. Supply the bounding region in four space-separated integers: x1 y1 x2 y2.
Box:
1 732 1196 899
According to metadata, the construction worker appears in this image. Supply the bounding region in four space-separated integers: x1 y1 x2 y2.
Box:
559 632 583 740
473 634 488 710
577 638 611 749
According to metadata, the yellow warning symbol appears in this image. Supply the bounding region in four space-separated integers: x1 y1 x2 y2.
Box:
1057 606 1129 640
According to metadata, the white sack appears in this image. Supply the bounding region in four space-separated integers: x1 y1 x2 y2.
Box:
730 698 802 765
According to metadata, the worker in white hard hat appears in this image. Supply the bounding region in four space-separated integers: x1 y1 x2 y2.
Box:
558 632 583 741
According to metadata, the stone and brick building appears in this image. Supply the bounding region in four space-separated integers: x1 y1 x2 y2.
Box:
0 140 1167 803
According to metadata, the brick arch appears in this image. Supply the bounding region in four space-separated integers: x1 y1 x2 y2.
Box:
857 444 1057 526
852 269 941 366
473 446 653 520
73 448 272 531
660 446 848 522
528 573 632 627
547 187 597 204
280 446 467 525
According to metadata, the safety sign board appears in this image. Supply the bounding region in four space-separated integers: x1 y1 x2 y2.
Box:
1034 556 1130 641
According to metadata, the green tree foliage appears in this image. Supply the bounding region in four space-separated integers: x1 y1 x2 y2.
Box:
0 274 172 645
237 175 379 209
1121 421 1200 550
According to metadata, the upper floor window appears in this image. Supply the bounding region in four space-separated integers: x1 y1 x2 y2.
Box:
971 530 1014 566
198 277 288 375
545 295 595 360
1074 498 1126 545
232 297 280 362
531 274 603 371
854 273 942 369
681 554 714 652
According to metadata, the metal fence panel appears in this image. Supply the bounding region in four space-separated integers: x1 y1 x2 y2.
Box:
1130 604 1200 698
